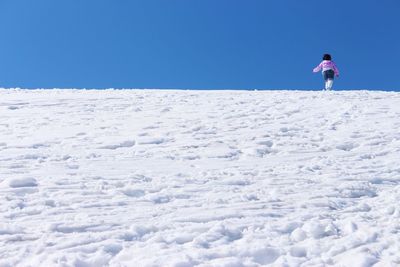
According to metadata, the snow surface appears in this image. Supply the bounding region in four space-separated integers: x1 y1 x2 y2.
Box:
1 89 400 266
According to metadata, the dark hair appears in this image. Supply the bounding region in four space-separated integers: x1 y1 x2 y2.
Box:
323 54 332 60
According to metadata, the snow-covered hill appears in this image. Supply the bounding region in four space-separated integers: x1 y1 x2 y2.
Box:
1 89 400 266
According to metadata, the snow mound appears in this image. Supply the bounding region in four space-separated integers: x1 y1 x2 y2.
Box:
2 177 38 188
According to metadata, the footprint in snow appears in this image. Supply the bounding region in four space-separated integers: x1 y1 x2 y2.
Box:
121 188 145 198
336 142 358 151
137 137 167 145
336 182 376 198
98 140 135 150
147 194 171 204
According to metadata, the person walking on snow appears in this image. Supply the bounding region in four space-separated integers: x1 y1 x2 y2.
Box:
313 54 340 90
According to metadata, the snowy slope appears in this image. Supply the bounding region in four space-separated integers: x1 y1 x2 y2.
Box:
1 89 400 266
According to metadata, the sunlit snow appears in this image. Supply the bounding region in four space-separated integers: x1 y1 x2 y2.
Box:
1 89 400 266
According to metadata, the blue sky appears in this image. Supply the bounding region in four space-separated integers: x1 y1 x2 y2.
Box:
0 0 399 90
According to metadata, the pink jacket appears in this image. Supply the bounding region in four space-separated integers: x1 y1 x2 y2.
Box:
313 60 339 76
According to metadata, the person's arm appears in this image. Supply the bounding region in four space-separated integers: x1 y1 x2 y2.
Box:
313 62 322 73
332 62 340 76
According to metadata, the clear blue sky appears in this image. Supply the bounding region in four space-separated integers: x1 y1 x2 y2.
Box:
0 0 399 90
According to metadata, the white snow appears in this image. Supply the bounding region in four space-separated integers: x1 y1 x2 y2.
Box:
1 88 400 266
1 177 38 188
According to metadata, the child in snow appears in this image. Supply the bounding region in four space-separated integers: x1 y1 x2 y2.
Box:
313 54 339 90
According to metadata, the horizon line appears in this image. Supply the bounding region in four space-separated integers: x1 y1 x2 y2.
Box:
0 87 399 92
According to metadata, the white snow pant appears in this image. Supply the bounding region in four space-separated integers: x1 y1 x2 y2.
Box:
325 79 334 90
